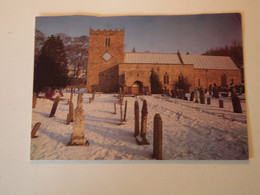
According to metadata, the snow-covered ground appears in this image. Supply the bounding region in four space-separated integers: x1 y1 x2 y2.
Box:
31 92 248 160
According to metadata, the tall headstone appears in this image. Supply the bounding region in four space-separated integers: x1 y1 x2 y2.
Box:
49 96 60 117
123 100 128 122
136 100 149 145
209 85 212 96
68 94 89 146
32 93 37 108
152 114 163 160
31 122 41 138
134 101 139 137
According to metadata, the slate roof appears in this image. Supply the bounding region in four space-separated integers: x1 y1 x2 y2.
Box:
124 52 239 70
124 52 181 64
181 54 239 70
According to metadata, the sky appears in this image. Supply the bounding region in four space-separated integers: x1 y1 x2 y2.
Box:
36 13 242 55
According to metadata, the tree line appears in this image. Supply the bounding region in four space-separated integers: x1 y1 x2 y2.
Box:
33 30 89 94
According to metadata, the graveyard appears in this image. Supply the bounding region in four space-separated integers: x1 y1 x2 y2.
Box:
31 90 248 160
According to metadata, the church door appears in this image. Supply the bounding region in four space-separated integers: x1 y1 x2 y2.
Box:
132 81 143 95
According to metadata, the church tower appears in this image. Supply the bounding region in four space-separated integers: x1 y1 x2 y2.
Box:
86 29 125 92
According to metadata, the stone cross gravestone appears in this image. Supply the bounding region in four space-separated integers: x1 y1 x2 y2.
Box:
152 113 163 160
68 94 89 146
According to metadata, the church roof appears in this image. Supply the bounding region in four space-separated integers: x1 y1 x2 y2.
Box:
181 54 239 70
124 52 181 64
124 52 239 70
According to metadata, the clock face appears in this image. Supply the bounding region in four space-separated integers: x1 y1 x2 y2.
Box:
102 52 112 62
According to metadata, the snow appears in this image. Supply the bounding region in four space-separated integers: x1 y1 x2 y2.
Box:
31 92 248 160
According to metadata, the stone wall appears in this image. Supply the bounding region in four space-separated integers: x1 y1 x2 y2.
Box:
118 63 195 92
194 69 241 89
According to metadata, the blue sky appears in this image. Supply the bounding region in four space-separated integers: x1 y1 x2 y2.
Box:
36 13 242 55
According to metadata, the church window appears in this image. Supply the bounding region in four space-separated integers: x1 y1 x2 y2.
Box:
198 78 200 87
164 73 169 84
221 74 227 87
105 37 111 47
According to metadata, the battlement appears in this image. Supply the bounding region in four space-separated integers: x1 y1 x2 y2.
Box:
90 28 125 35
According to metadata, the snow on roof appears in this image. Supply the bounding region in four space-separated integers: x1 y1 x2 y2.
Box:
124 52 181 64
181 54 239 70
123 52 239 70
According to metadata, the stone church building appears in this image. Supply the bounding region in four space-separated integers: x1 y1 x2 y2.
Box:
86 29 241 94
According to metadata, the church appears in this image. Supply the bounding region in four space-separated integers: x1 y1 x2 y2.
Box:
86 29 241 94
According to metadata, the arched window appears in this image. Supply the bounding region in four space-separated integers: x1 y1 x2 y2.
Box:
105 37 111 47
164 73 169 84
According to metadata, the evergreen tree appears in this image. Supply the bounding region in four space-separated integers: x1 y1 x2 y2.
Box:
33 35 69 93
150 69 162 94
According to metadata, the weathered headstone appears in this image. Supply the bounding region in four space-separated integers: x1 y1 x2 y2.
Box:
134 101 139 137
232 96 242 113
31 122 41 138
136 100 149 145
190 91 194 101
32 93 37 108
152 113 163 160
123 100 127 122
207 97 211 105
219 99 224 108
213 86 219 98
114 102 117 114
66 102 74 124
68 94 89 146
49 96 60 117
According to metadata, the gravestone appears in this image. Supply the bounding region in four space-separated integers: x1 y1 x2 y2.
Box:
68 94 89 146
209 85 212 96
232 96 242 113
49 96 60 117
136 100 149 145
31 122 41 138
91 90 96 101
152 114 163 160
66 102 74 124
119 100 123 125
219 99 224 108
114 102 117 114
123 100 128 122
194 89 199 103
190 91 194 101
134 101 140 137
32 93 37 108
199 88 205 104
207 97 211 105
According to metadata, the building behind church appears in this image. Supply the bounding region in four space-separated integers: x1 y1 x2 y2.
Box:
86 29 241 94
